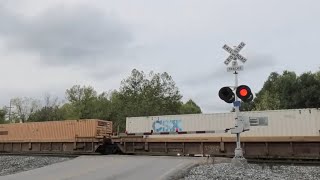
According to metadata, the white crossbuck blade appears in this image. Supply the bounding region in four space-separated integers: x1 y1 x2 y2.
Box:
223 42 247 65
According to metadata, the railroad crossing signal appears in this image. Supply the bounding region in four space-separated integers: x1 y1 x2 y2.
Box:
218 87 235 103
227 60 243 72
236 85 253 102
223 42 247 65
218 85 253 103
220 42 251 161
219 42 253 104
223 42 247 73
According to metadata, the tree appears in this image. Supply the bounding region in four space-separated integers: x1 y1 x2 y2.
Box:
91 92 113 120
27 94 68 122
59 103 80 120
180 99 202 114
294 72 320 108
11 97 41 123
28 106 65 122
43 93 59 107
0 108 7 124
65 85 98 119
245 71 289 110
108 91 126 131
118 69 183 116
111 69 184 131
7 69 203 131
245 70 320 111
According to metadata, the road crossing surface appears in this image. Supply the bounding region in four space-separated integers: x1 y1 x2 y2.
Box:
2 155 203 180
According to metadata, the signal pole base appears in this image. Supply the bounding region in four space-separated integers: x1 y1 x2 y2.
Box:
234 147 243 157
231 148 247 167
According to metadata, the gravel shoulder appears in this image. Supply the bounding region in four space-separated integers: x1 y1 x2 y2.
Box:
0 155 73 176
181 162 320 180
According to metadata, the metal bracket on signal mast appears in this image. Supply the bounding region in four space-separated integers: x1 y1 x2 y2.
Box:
233 101 241 107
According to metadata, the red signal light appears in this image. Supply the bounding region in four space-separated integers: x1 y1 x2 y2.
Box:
236 85 253 102
239 88 248 97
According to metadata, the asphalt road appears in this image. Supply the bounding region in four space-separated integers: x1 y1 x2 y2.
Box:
1 155 202 180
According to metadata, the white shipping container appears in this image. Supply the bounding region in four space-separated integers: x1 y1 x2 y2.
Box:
126 109 320 137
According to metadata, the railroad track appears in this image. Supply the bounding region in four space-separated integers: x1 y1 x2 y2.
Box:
247 158 320 165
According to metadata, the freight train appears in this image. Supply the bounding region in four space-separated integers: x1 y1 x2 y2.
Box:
0 109 320 160
0 119 113 155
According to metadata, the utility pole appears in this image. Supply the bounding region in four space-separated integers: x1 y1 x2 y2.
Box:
5 99 14 123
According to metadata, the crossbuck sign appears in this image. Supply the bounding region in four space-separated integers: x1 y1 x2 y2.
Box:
223 42 247 72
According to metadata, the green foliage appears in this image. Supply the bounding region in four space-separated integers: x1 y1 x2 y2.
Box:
239 101 255 111
180 99 202 114
59 103 80 119
0 108 7 124
65 85 98 119
91 92 113 120
245 70 320 111
28 106 65 122
295 72 320 108
111 69 186 131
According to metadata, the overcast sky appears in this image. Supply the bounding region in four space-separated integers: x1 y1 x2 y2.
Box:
0 0 319 113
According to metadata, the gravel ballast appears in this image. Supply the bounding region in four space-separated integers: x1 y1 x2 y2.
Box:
181 163 320 180
0 155 73 176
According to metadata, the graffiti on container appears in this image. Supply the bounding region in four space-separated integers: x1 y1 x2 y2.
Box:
152 120 182 132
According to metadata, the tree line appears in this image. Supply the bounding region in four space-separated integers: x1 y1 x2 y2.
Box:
1 69 319 130
241 70 320 111
0 69 201 131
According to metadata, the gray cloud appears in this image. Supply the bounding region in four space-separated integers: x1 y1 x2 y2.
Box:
0 4 132 66
180 53 276 87
1 0 319 114
245 53 276 71
89 64 128 81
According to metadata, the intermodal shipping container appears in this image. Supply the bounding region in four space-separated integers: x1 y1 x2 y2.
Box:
0 119 112 142
126 108 320 137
